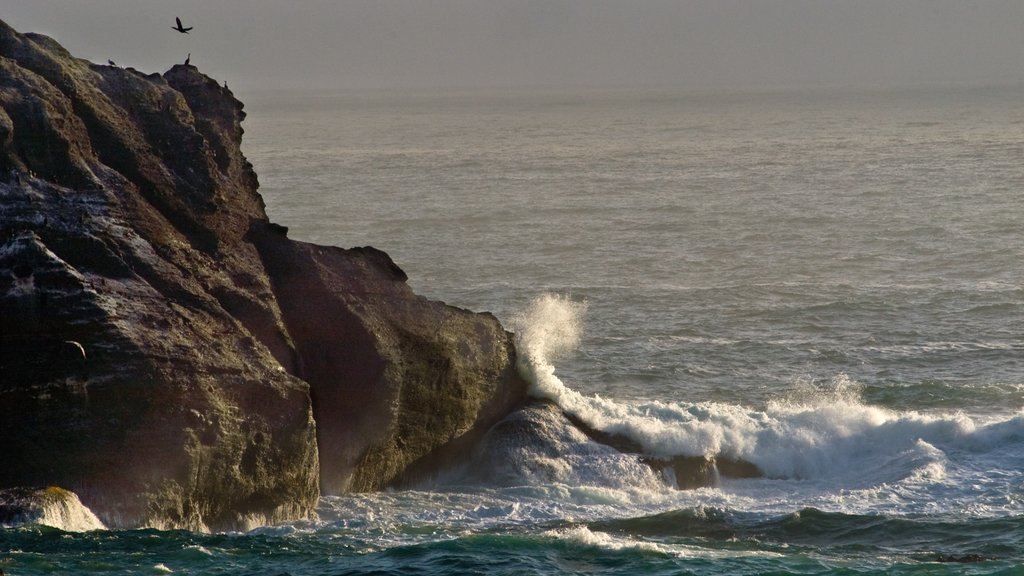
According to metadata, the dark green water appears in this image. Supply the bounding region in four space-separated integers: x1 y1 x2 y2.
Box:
4 507 1024 575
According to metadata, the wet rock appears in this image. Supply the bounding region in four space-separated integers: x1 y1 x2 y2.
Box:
561 407 761 489
0 486 105 531
472 401 664 489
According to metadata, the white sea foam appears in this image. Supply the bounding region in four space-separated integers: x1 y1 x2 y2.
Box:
544 525 668 555
543 523 790 560
0 487 107 532
183 544 214 556
511 294 1024 490
510 293 588 401
41 491 106 532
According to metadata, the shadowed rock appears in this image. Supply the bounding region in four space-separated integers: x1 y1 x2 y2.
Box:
0 19 527 530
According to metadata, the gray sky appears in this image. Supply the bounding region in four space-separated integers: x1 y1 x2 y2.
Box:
5 0 1024 96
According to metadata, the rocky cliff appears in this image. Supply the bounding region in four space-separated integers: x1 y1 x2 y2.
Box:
0 20 527 530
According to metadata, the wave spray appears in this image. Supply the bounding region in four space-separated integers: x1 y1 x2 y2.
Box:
508 293 1022 503
510 293 587 402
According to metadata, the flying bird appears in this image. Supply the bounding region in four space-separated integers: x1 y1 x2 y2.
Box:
173 17 193 34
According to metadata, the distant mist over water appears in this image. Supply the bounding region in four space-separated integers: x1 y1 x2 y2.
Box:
245 85 1024 404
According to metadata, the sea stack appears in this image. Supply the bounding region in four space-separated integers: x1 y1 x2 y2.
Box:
0 19 528 530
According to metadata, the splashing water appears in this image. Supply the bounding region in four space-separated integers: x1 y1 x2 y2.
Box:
508 294 1024 501
510 293 588 402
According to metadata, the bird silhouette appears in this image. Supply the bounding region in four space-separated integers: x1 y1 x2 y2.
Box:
173 17 193 34
184 53 191 66
107 59 116 66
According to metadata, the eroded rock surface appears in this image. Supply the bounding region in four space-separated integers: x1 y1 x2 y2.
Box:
0 20 527 530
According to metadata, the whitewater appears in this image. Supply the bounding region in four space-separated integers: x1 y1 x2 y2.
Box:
4 85 1023 574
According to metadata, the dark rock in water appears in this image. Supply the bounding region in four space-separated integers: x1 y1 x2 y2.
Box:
473 400 595 485
561 407 761 489
0 486 105 531
0 19 527 530
472 401 665 489
482 402 762 490
651 454 761 489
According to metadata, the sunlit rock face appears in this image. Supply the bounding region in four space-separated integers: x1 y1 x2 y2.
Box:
0 19 527 530
253 233 529 494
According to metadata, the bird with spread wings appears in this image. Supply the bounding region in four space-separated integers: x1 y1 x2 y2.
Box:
172 17 192 34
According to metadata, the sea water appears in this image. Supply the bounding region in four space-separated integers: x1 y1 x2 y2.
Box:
3 86 1023 574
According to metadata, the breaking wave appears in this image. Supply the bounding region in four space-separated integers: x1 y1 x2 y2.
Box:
510 294 1024 488
0 487 106 532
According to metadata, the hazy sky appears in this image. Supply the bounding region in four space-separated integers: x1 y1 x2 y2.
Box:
5 1 1024 95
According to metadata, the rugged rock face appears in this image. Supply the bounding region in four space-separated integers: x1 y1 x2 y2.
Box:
0 19 527 530
252 233 527 493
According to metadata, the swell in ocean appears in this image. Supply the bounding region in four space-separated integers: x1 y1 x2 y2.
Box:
510 293 1024 518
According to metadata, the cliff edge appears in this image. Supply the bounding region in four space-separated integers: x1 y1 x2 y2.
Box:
0 20 527 530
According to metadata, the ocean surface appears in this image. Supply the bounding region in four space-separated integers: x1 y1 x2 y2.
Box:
5 85 1024 574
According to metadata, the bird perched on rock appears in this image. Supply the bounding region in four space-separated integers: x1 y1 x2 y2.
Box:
184 53 191 66
173 17 192 34
107 59 116 67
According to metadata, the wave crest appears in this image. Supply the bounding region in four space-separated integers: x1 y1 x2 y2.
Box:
511 293 587 401
509 293 1023 493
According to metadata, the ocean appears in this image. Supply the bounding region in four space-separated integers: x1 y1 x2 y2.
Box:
4 85 1024 574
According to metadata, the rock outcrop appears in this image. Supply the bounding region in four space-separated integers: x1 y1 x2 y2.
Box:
471 400 666 490
0 486 106 531
0 20 527 530
475 400 760 490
